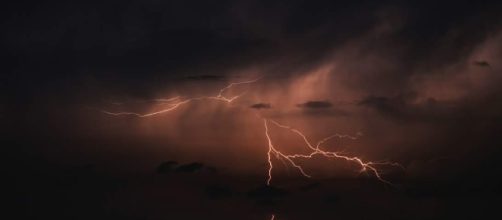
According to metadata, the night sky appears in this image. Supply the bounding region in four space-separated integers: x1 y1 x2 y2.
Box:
4 1 502 219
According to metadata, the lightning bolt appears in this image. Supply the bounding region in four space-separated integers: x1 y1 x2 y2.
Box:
102 99 193 117
210 77 262 102
101 77 402 186
102 78 261 117
262 118 401 185
264 119 311 185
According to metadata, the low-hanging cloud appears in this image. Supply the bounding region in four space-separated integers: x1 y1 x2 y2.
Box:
297 101 333 109
250 103 272 109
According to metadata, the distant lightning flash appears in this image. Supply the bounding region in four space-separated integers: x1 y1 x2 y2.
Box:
102 77 401 185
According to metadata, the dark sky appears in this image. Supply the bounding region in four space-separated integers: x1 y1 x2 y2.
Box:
4 0 501 93
0 0 502 219
3 1 502 219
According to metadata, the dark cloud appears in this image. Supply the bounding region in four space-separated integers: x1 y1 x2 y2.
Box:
358 96 406 118
175 162 204 173
156 161 178 174
473 61 491 67
173 162 218 174
297 101 333 109
250 103 272 109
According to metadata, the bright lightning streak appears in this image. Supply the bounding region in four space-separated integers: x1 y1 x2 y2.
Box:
264 119 311 185
209 77 262 102
102 78 261 117
102 99 192 117
263 119 401 185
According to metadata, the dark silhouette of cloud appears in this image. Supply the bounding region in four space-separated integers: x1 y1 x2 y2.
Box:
297 101 333 109
473 60 490 67
250 103 272 109
175 162 205 173
156 161 179 174
358 96 405 117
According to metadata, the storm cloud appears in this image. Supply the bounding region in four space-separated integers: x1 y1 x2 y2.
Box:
4 1 502 209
